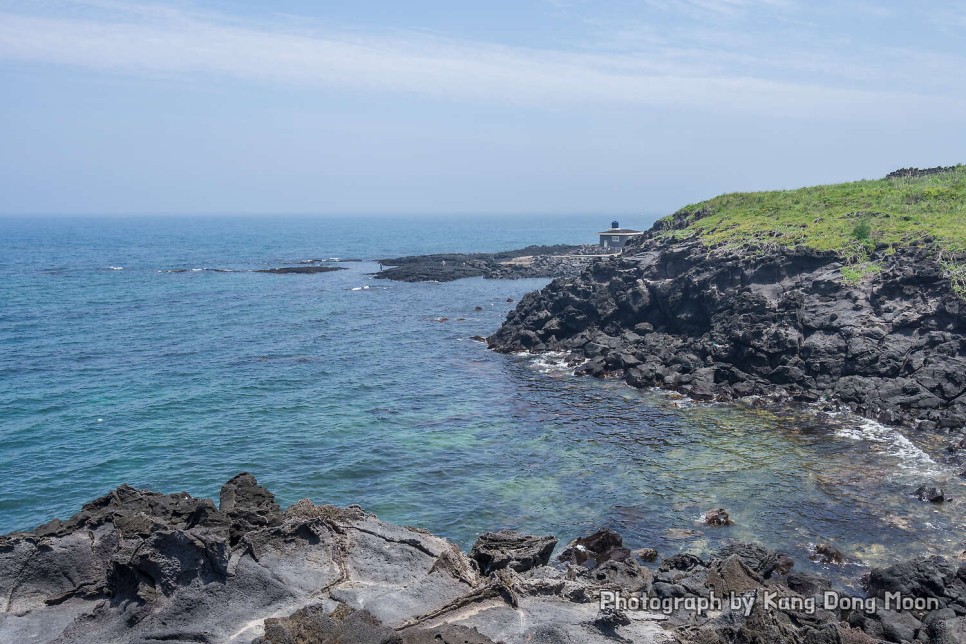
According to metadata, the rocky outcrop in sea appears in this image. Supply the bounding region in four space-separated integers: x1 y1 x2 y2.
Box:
255 266 345 274
374 244 604 282
488 224 966 436
2 475 964 643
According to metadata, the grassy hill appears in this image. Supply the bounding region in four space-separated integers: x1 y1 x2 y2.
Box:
660 165 965 291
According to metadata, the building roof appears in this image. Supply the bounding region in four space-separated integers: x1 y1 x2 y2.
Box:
597 228 642 235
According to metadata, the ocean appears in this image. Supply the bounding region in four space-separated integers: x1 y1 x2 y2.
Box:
1 214 962 586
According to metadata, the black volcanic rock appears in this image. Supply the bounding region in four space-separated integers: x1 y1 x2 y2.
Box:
488 229 966 432
470 530 557 574
717 542 793 578
557 528 628 569
704 508 733 526
916 485 947 502
811 543 846 565
219 472 283 546
256 265 345 274
375 245 601 282
866 556 966 606
0 477 671 643
3 477 966 643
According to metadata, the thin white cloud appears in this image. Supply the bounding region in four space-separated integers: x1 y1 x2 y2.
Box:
639 0 794 18
0 3 961 119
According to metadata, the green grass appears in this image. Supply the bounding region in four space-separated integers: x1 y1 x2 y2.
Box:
938 253 966 297
841 262 882 285
660 166 966 261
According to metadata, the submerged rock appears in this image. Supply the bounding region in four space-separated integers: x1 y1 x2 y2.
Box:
703 508 733 526
916 485 948 502
634 547 659 562
811 543 847 565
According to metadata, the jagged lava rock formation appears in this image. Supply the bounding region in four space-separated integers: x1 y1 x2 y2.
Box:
0 474 671 643
489 171 966 433
3 475 965 643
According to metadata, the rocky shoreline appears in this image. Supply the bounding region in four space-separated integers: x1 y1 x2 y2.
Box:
487 223 966 447
374 244 604 282
2 474 964 643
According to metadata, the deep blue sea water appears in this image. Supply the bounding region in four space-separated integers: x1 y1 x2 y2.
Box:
1 214 963 586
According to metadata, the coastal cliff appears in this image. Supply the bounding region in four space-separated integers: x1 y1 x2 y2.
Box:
2 475 964 643
489 167 966 435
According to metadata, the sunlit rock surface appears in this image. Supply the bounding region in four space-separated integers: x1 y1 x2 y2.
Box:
2 475 965 643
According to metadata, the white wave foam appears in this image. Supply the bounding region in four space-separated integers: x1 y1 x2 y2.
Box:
350 285 371 291
834 418 944 475
108 266 124 271
528 351 574 375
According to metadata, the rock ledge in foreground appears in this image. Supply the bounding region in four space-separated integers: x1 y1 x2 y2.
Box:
2 475 965 643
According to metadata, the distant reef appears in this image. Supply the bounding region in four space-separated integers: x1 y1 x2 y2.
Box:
489 167 966 438
374 244 604 282
3 474 965 643
255 265 345 274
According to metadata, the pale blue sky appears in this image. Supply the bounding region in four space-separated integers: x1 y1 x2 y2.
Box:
1 0 964 215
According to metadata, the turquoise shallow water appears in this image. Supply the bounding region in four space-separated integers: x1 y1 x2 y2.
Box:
1 214 963 587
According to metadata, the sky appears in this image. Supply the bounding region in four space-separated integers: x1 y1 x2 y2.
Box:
0 0 964 216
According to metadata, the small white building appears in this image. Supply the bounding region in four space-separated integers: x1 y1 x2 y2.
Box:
598 221 642 250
